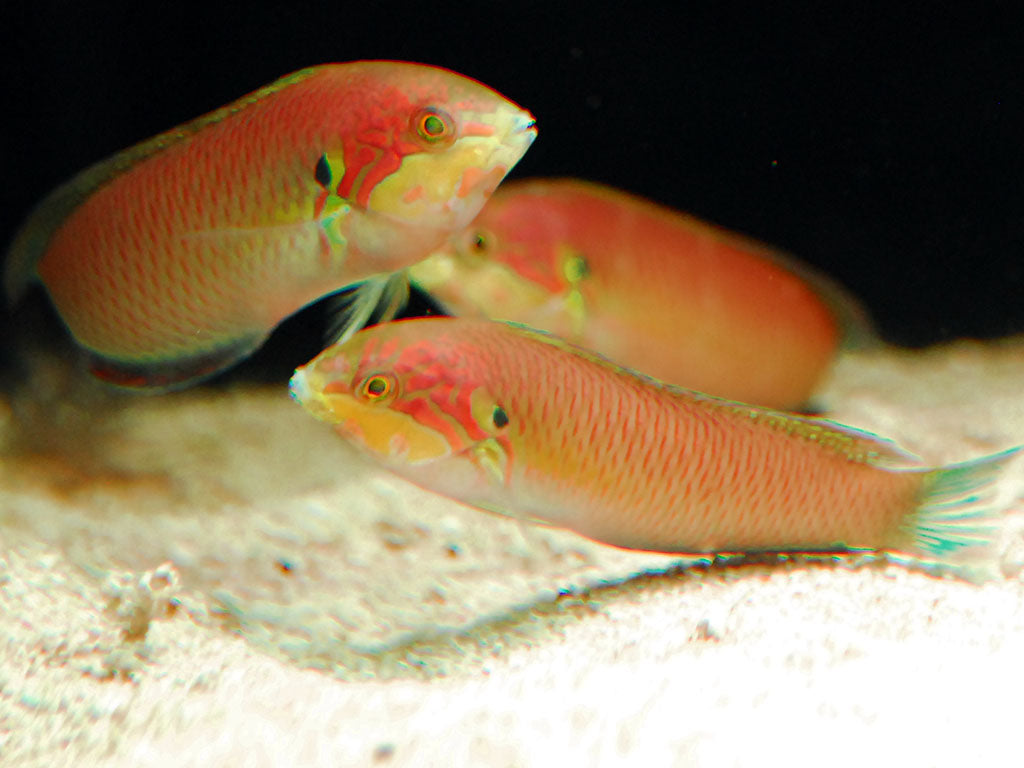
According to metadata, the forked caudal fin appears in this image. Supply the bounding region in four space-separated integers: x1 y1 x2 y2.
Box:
892 446 1023 581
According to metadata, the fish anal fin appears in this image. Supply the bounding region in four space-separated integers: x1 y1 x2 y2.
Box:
87 333 266 392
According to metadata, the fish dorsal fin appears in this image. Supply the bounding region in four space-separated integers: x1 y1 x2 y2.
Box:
502 320 645 374
501 320 917 468
714 402 922 467
4 67 322 305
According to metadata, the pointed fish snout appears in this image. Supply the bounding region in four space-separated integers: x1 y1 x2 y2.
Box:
288 367 311 407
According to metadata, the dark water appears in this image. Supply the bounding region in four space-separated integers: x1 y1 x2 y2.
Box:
3 3 1023 389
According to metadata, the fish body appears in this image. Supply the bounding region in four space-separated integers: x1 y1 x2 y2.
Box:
410 179 869 409
291 317 1017 574
6 62 536 389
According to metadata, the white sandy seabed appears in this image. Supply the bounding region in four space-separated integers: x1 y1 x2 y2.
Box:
2 337 1024 767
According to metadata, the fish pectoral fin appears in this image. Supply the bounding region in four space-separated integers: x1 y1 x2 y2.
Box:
471 438 509 486
87 332 266 391
323 271 411 346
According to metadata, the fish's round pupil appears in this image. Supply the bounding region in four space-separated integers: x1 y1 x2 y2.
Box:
471 232 488 252
492 405 509 429
365 376 389 398
422 114 445 136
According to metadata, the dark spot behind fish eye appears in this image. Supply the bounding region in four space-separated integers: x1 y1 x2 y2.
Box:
492 405 509 429
315 154 332 188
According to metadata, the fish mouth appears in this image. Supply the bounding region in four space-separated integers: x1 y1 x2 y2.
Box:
486 111 538 174
289 367 326 420
513 115 538 144
506 112 538 145
289 360 351 423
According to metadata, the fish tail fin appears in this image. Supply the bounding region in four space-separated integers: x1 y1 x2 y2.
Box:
5 203 55 305
324 270 410 345
891 446 1022 580
5 168 105 306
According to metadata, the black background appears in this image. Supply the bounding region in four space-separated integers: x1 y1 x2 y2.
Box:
4 3 1024 382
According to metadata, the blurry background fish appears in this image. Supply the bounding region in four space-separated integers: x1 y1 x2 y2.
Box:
411 178 874 410
2 4 1022 394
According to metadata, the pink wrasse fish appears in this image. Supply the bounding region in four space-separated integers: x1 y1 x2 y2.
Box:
5 61 536 389
410 179 871 410
290 317 1019 579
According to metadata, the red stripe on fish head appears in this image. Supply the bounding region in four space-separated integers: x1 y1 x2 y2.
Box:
333 80 462 210
335 119 409 208
356 333 509 464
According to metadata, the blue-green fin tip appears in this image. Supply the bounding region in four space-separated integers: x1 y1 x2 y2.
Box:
898 446 1021 573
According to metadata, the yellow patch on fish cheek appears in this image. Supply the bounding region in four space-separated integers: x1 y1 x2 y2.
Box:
330 417 366 449
390 420 453 464
357 410 402 457
368 138 501 228
367 153 437 222
328 399 451 465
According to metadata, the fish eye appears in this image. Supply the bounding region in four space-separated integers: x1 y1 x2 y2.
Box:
413 107 455 146
492 405 509 429
360 374 396 401
462 229 495 258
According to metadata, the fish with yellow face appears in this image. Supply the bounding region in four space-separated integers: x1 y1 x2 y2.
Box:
5 61 536 389
291 316 1019 580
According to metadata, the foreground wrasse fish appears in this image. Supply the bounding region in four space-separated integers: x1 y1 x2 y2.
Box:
5 61 536 389
291 317 1019 577
410 179 869 409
